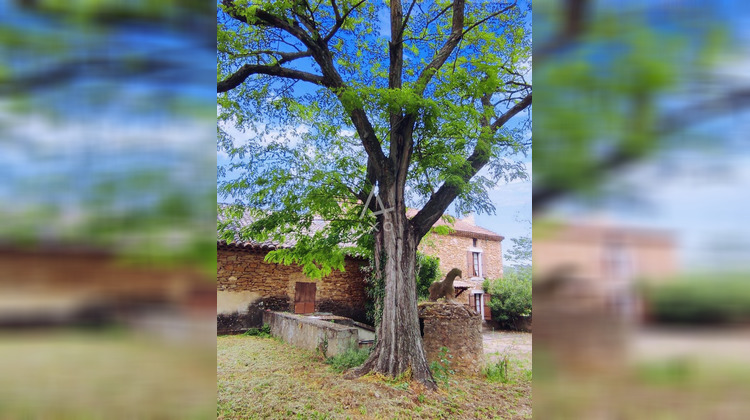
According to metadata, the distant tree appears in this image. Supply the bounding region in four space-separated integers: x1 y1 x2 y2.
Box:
218 0 531 388
505 235 531 267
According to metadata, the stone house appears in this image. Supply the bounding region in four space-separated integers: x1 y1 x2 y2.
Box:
0 243 213 329
217 208 506 331
216 239 368 332
411 211 505 321
534 221 676 318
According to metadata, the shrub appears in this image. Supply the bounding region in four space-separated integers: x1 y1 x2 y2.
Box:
483 266 532 330
642 273 750 325
325 347 371 373
243 324 272 338
416 253 441 300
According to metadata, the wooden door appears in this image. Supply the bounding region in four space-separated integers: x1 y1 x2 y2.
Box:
294 282 316 314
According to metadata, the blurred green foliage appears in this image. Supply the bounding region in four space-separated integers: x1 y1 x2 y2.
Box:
642 273 750 325
0 1 215 273
533 1 726 210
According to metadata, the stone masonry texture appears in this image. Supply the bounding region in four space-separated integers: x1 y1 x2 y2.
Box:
217 248 368 330
419 233 503 280
418 301 483 375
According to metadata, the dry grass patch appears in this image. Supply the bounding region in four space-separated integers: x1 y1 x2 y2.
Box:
217 335 531 419
0 329 216 419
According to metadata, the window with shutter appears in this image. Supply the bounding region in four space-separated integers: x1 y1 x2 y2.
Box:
474 293 482 314
472 252 480 277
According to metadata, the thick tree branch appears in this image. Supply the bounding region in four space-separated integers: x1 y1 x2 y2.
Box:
413 0 465 95
533 87 750 212
218 64 324 92
411 92 532 238
389 0 406 174
460 3 515 38
323 0 367 43
222 0 318 51
221 49 313 65
491 93 532 131
535 0 590 64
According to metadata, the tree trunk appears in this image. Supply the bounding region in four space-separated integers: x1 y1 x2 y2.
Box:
349 195 437 390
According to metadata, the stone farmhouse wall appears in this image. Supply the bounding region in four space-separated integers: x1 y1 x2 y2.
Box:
217 247 368 332
418 232 503 311
419 234 503 280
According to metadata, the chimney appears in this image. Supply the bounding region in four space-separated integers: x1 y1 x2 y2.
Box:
462 213 475 225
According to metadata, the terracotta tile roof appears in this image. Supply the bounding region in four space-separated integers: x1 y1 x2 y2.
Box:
405 209 504 241
540 222 674 247
217 204 357 250
216 239 279 253
218 205 504 250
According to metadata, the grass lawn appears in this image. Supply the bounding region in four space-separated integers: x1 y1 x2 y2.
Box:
0 329 216 419
218 335 532 419
534 328 750 419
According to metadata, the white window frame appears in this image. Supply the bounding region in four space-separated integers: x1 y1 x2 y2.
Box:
468 247 483 278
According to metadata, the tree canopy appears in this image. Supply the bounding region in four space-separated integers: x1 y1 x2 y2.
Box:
218 0 532 275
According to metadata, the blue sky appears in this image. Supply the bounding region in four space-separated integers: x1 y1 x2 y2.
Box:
1 2 215 243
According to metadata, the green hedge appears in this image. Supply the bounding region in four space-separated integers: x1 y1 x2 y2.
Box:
416 253 441 300
643 273 750 325
483 266 532 330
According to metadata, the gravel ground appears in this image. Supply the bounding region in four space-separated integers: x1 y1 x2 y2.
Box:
482 330 532 365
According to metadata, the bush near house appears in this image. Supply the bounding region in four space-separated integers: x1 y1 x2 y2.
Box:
483 266 532 330
416 253 441 300
642 273 750 325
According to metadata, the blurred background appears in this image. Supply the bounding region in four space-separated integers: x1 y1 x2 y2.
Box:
0 1 216 418
534 0 750 418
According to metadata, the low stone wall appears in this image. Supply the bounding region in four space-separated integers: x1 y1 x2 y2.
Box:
262 311 359 357
419 302 483 375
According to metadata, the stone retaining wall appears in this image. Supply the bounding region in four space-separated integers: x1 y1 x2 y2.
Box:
262 310 359 357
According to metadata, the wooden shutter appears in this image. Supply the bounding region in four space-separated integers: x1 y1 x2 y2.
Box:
467 251 473 277
483 294 492 320
294 282 316 314
480 252 485 278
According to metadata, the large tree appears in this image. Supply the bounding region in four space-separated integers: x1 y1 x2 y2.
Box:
217 0 531 388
